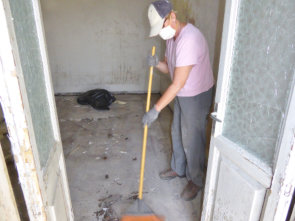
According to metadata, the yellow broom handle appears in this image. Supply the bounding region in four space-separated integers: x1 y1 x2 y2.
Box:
138 46 156 200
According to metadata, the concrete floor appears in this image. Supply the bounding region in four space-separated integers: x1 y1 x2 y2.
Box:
56 94 202 221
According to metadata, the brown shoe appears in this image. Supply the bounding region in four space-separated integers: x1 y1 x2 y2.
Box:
159 168 185 180
180 181 201 201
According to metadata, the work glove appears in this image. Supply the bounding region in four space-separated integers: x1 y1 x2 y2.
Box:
147 54 159 67
142 106 160 127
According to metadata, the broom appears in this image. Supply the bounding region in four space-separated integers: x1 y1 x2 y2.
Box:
121 46 164 221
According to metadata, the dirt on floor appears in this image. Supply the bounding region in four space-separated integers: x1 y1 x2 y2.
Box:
56 94 202 221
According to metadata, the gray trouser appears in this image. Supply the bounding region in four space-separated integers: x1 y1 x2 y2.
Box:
171 87 213 187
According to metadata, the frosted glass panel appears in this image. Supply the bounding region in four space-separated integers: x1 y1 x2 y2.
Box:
222 0 295 166
9 1 55 168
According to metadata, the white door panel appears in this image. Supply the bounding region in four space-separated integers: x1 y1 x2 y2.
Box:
49 176 69 221
44 145 72 219
213 157 266 221
214 136 272 187
204 137 269 221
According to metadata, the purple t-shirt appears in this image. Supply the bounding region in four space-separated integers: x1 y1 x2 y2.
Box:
165 23 214 97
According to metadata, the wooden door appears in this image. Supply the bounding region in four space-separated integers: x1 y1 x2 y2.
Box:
202 0 295 220
0 0 73 220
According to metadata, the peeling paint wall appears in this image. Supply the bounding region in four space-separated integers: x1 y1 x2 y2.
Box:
160 0 225 95
40 0 162 94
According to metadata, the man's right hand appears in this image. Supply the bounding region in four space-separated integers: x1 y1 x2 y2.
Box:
142 106 160 127
147 54 159 67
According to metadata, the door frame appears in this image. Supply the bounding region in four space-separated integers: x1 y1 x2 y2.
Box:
0 0 73 220
262 74 295 220
201 0 295 220
0 142 21 221
0 1 45 219
30 0 73 219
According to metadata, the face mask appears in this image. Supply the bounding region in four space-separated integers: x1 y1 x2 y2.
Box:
159 25 176 40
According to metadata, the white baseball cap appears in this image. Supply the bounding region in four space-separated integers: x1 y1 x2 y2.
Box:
148 0 172 37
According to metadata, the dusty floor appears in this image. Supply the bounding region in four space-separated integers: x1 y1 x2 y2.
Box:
56 94 202 221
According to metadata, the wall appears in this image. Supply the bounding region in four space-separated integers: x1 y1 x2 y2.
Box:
160 0 225 96
40 0 162 94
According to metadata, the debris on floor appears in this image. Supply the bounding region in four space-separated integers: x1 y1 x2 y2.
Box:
95 207 119 221
114 100 127 105
113 178 122 186
95 195 122 221
56 95 202 221
65 146 81 158
127 191 148 201
77 89 116 110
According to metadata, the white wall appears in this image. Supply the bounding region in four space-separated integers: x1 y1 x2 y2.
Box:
41 0 225 95
41 0 162 94
193 0 225 79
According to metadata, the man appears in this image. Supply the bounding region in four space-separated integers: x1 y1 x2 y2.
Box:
142 0 214 201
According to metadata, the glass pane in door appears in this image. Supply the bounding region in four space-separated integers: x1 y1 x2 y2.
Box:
222 0 295 167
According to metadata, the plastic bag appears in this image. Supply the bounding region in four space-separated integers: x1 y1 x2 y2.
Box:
77 89 116 110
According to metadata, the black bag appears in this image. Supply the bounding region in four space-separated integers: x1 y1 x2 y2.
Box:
77 89 116 110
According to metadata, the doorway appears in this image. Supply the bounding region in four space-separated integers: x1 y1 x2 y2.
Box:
2 0 295 220
39 0 225 220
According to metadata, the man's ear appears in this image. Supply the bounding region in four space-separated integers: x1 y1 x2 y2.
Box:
170 11 177 22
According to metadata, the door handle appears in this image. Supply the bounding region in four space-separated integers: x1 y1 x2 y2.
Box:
210 112 222 122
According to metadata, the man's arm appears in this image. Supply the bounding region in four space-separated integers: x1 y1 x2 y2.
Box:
156 57 169 74
155 65 193 111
